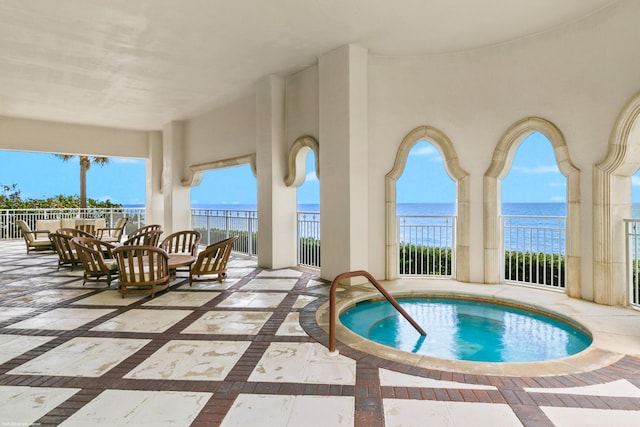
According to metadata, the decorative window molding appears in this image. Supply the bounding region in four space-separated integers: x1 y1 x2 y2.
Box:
181 153 257 187
385 125 470 281
483 117 580 298
593 91 640 305
284 135 319 187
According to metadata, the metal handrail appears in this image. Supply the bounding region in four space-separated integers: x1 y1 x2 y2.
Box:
328 270 426 353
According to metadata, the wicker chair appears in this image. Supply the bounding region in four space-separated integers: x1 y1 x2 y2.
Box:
160 230 201 256
71 237 118 286
49 232 82 270
112 245 170 298
189 236 237 286
95 217 128 243
15 220 53 253
122 229 163 247
127 224 162 240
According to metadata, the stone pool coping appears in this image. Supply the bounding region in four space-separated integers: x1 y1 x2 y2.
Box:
314 278 640 377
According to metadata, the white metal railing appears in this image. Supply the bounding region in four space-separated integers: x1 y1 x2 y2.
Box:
398 215 456 277
502 215 565 290
297 211 320 268
0 208 145 239
191 209 258 256
625 219 640 308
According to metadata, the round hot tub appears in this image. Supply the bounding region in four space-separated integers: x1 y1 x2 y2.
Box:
339 296 592 363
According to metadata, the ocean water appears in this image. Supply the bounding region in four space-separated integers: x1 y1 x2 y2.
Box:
190 202 569 217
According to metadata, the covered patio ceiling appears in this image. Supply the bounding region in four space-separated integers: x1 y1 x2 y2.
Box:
0 0 617 130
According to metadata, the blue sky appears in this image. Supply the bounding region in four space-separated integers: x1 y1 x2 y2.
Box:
1 134 638 205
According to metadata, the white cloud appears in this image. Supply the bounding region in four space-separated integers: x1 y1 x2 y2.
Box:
632 176 640 187
548 181 566 187
410 145 437 157
549 195 566 202
513 165 559 174
305 172 318 182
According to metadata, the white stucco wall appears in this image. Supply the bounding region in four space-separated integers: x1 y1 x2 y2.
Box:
183 93 257 168
286 65 319 148
365 0 640 290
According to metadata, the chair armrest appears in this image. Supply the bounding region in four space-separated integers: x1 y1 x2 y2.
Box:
32 230 51 238
96 227 121 238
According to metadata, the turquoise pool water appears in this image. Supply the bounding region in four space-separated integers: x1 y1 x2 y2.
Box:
339 297 592 362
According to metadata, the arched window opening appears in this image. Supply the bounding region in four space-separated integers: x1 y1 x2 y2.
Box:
501 131 566 289
297 150 320 268
190 164 257 255
396 140 456 277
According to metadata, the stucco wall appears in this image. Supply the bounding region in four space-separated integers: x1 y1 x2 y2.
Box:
183 92 257 169
366 0 640 291
285 65 319 148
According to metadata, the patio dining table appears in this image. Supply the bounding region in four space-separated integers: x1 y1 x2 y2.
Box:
167 253 196 280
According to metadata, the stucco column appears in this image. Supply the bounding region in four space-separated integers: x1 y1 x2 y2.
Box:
146 130 163 226
256 75 297 269
160 121 191 235
319 44 369 281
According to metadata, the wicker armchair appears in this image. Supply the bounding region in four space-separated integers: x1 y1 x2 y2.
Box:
49 232 82 270
95 217 128 243
71 237 118 286
189 236 237 286
112 245 170 298
15 220 53 253
122 229 163 247
160 230 201 256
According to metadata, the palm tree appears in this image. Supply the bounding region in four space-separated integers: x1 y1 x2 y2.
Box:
55 155 109 208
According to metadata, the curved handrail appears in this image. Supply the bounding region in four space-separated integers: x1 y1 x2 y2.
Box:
328 270 426 353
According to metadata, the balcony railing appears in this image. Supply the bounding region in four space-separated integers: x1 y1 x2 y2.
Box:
625 219 640 309
502 215 565 290
297 211 320 268
191 209 258 256
0 208 145 239
398 215 456 277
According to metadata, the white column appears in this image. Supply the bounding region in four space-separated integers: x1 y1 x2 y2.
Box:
256 75 297 268
146 130 163 226
161 121 191 235
319 44 369 281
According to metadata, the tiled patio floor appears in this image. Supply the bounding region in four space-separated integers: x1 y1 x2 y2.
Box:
0 239 638 426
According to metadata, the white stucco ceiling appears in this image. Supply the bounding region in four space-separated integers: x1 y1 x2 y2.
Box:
0 0 618 130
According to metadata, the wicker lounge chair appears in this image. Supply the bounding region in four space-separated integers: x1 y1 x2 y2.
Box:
112 245 170 298
189 236 237 286
71 237 118 286
15 220 53 253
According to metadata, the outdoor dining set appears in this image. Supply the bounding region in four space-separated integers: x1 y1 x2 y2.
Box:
15 218 237 298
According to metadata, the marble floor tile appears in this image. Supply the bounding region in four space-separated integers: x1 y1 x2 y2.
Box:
225 268 256 278
379 368 497 390
249 342 355 385
0 334 56 364
7 308 115 330
7 289 93 305
182 311 272 335
71 290 144 306
524 378 640 397
541 407 640 427
227 259 257 268
221 394 354 427
177 279 239 291
257 269 302 278
142 291 219 307
91 309 193 333
241 278 298 291
0 386 80 426
59 389 212 427
275 312 306 336
383 399 523 427
124 339 251 381
0 306 37 322
292 295 317 309
306 279 326 288
217 292 287 308
9 337 150 377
